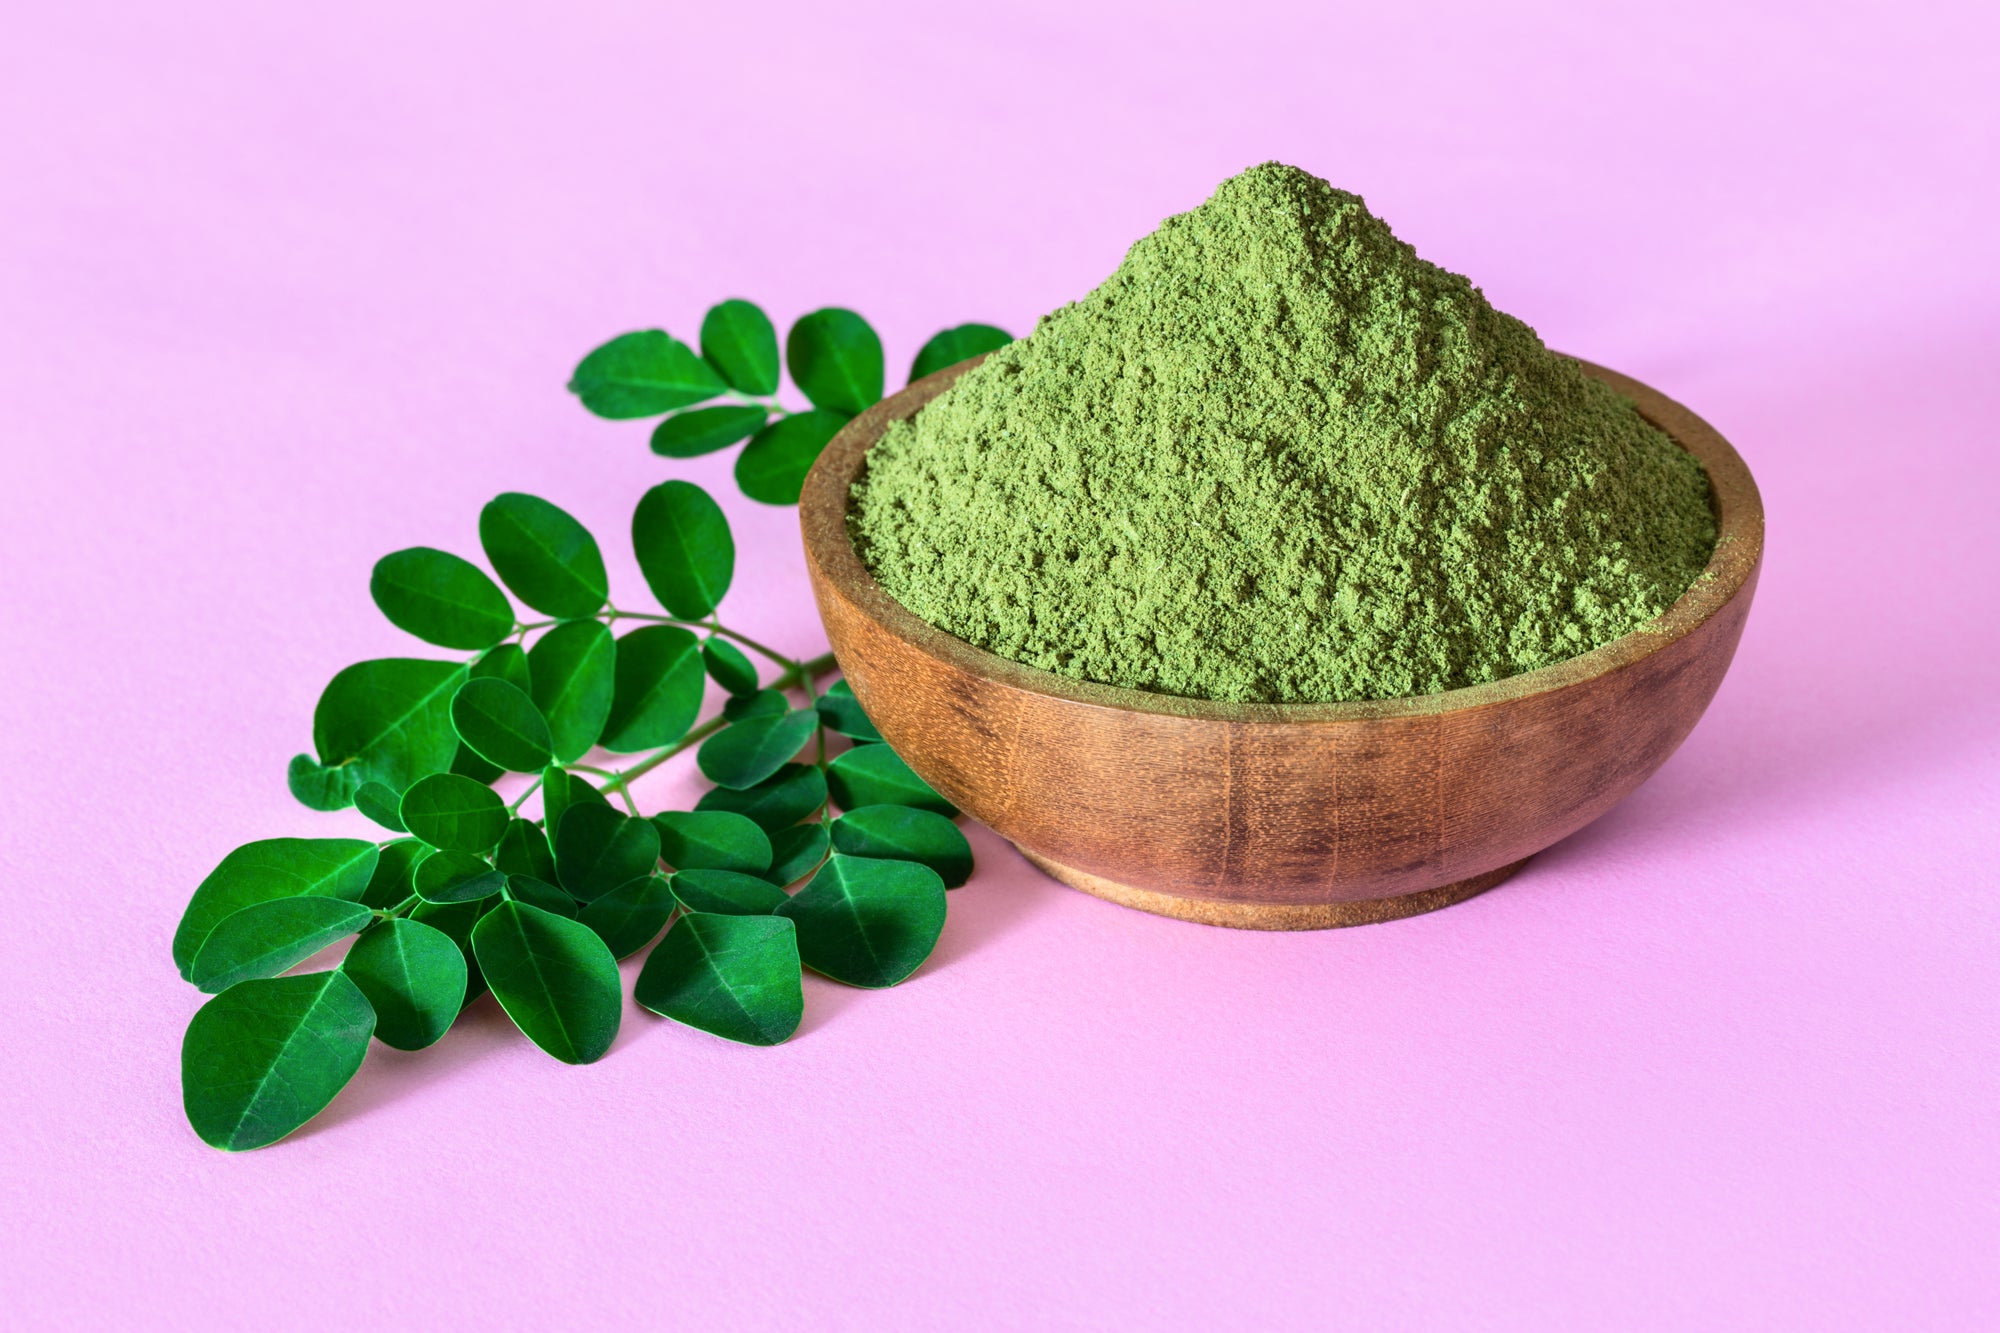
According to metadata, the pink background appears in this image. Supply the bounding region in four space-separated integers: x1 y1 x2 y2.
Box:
4 2 1995 1327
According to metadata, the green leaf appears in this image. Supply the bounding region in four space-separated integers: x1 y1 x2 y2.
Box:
555 803 662 903
632 479 734 618
479 493 608 619
786 308 883 415
362 838 426 909
174 839 378 981
653 810 772 874
504 873 578 919
723 688 789 722
603 625 705 753
651 405 768 458
827 744 956 815
412 849 505 905
495 816 558 881
635 913 802 1046
778 854 947 988
695 762 827 832
539 766 609 853
816 678 883 743
568 329 725 419
762 822 830 887
698 709 819 790
181 971 375 1151
449 742 504 785
527 620 616 763
370 547 514 651
354 781 407 832
579 874 676 959
411 898 496 1005
669 868 788 916
472 641 534 692
312 658 468 795
340 918 467 1051
735 409 848 505
451 677 555 772
286 754 361 811
831 805 973 888
399 773 509 853
702 638 759 695
910 323 1012 382
190 897 375 994
472 900 622 1064
700 299 780 395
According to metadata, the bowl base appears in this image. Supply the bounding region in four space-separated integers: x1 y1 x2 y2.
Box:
1015 849 1530 931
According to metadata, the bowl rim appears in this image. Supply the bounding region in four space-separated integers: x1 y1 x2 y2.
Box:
800 354 1764 724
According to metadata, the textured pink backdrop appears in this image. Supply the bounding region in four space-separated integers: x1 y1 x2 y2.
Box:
3 1 1995 1328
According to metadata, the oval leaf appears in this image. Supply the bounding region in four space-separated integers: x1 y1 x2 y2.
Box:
354 781 407 832
504 873 579 919
539 765 609 853
181 971 375 1151
735 409 848 506
785 308 883 415
495 816 558 881
362 837 426 909
831 805 972 888
578 874 676 959
451 677 554 773
472 640 534 691
411 898 496 1006
701 638 758 696
190 896 375 994
479 493 609 619
174 838 378 980
568 329 725 419
603 625 705 753
670 868 788 916
412 849 505 905
555 803 662 903
827 744 956 816
695 763 827 832
723 688 789 722
399 772 509 853
340 918 467 1051
651 405 768 458
471 900 621 1063
815 678 882 743
653 810 772 874
312 658 468 795
698 709 819 791
699 299 780 395
635 913 802 1046
370 547 514 650
632 480 734 618
527 620 616 763
777 854 947 988
286 754 361 811
910 323 1012 382
762 822 830 887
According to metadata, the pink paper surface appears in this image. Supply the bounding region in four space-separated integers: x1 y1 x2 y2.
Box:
4 2 1994 1327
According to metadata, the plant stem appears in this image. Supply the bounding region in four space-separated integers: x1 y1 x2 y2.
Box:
506 774 545 815
603 609 803 671
589 649 839 795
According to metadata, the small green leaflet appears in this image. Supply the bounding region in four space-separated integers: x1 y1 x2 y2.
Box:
701 638 759 695
370 547 515 651
412 849 505 904
174 838 378 980
827 743 956 815
778 854 947 988
555 803 662 903
354 781 408 832
785 308 883 415
399 772 509 853
670 868 789 916
653 810 772 874
763 822 831 887
569 329 725 419
723 688 789 722
651 405 768 458
411 898 495 1005
286 754 361 811
311 658 468 797
527 620 616 763
450 742 504 785
695 762 827 832
910 323 1012 382
472 900 622 1064
539 765 609 848
495 817 558 881
479 493 608 619
816 678 882 743
504 873 579 919
698 709 819 790
602 625 705 752
579 874 676 959
736 410 847 506
635 913 802 1046
189 896 375 993
361 838 426 909
831 805 973 888
340 918 467 1051
451 677 554 772
472 642 534 692
181 971 375 1151
632 480 734 619
699 299 780 396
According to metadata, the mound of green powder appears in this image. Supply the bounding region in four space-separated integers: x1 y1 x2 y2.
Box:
850 163 1717 704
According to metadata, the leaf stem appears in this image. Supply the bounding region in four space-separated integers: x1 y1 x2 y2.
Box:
506 773 545 815
603 609 803 670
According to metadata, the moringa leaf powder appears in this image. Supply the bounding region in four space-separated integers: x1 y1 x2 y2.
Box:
850 163 1717 704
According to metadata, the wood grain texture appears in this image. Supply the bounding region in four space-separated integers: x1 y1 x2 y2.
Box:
800 356 1764 930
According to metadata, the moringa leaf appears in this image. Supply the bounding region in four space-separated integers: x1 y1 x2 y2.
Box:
910 323 1012 382
815 678 882 743
286 754 362 811
479 493 608 619
189 896 375 994
695 762 827 832
700 299 780 395
470 641 534 693
181 971 375 1151
312 658 468 796
504 873 579 919
174 838 378 980
340 918 467 1051
651 405 767 458
578 874 676 959
762 822 830 887
777 854 947 988
369 547 514 651
568 329 725 419
635 913 802 1046
495 816 558 881
527 620 616 763
827 743 955 815
449 741 504 785
701 638 759 696
411 897 496 1006
669 868 788 916
399 772 509 853
653 810 772 874
831 805 972 888
451 677 554 772
603 625 705 753
786 308 882 415
698 709 819 790
411 849 505 905
354 781 408 832
735 409 847 505
555 803 662 903
361 837 426 909
723 688 789 722
472 900 621 1064
632 480 734 618
538 766 609 858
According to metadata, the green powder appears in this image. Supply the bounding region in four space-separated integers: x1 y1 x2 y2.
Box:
850 163 1717 704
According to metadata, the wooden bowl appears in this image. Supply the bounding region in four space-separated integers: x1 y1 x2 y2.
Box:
800 357 1763 930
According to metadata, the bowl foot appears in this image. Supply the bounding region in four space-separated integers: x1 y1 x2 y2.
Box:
1014 849 1530 931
